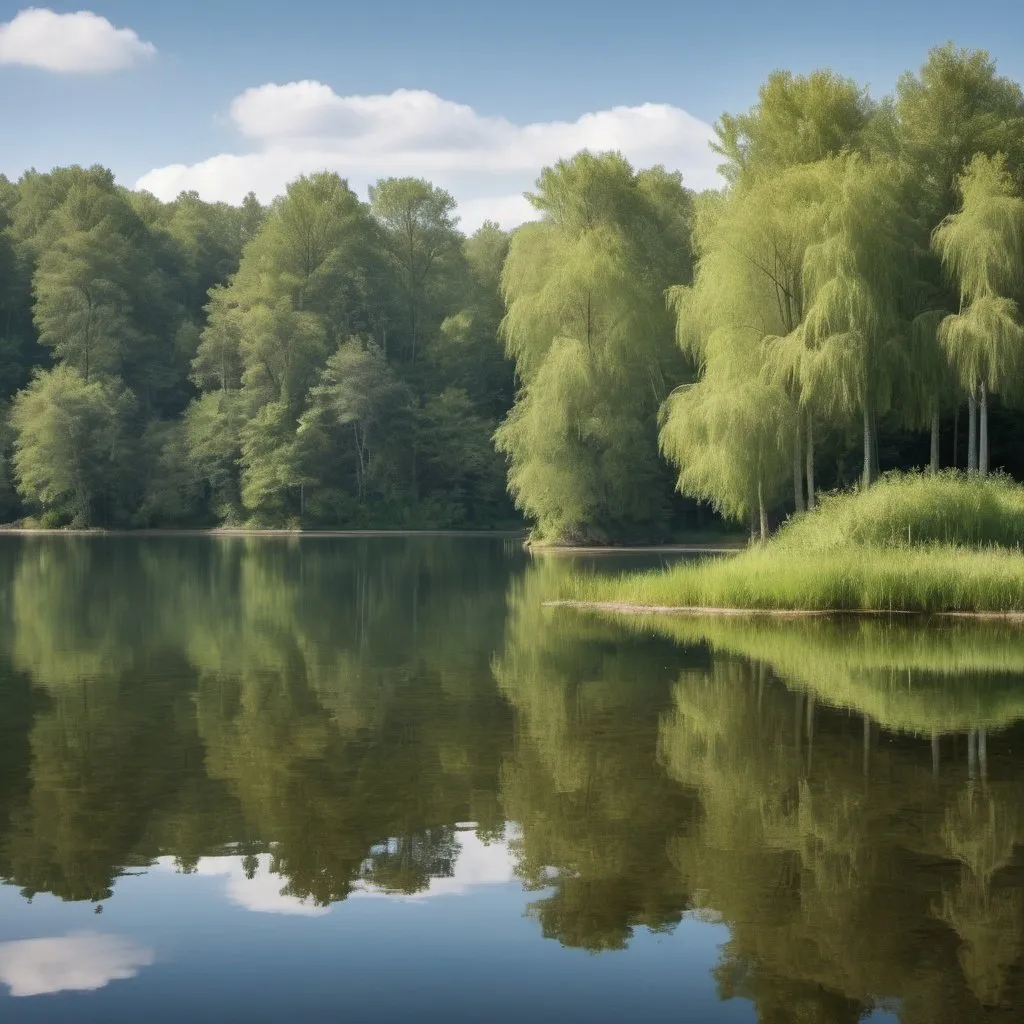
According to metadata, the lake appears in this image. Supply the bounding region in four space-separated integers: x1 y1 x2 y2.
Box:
0 536 1021 1023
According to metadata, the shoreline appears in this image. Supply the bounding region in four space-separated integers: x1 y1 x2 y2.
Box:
527 542 744 555
0 527 529 539
543 600 1024 622
0 529 740 549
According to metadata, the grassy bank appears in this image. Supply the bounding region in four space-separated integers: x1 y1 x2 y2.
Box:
557 473 1024 614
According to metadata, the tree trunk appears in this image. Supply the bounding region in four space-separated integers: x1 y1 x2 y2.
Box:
862 398 875 488
952 404 959 468
967 387 978 473
794 693 803 753
353 423 364 501
873 407 881 481
929 404 940 474
758 477 767 542
979 379 989 477
805 416 816 510
793 417 805 513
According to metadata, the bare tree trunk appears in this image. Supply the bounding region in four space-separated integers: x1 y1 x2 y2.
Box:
873 408 881 481
805 416 816 510
758 477 768 542
794 692 803 754
979 380 989 477
967 387 978 473
862 398 875 488
806 694 815 771
929 404 940 474
793 417 805 513
352 423 365 501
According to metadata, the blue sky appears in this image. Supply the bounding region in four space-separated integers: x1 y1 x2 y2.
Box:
2 1 1024 229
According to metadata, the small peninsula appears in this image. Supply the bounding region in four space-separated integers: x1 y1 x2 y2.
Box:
552 473 1024 616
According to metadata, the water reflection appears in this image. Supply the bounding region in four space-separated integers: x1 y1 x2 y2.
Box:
0 539 1021 1021
0 933 154 998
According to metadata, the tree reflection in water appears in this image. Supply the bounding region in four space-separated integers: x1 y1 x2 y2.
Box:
0 540 1022 1021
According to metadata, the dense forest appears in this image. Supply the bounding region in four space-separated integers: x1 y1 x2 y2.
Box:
2 41 1024 540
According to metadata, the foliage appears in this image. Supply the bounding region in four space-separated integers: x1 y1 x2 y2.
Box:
3 42 1024 540
10 365 137 527
932 153 1024 463
495 151 692 543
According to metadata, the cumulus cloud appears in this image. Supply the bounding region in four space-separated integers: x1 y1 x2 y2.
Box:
152 855 329 916
150 832 518 914
136 84 722 231
0 932 154 997
352 829 519 901
0 8 156 73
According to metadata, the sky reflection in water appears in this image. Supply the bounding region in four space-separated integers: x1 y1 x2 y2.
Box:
0 536 1016 1022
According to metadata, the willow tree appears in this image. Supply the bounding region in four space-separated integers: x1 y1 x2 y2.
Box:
707 85 870 504
713 68 885 501
882 44 1024 472
887 44 1024 225
932 153 1024 476
660 327 792 540
798 156 916 488
907 307 957 472
712 68 874 184
494 152 692 543
661 173 821 528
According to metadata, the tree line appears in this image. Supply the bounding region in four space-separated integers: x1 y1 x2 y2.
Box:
0 169 516 528
499 42 1024 542
2 42 1024 539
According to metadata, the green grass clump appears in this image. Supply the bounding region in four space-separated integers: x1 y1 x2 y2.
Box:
773 470 1024 552
559 473 1024 614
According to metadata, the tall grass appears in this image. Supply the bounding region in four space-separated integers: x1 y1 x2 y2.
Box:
774 471 1024 551
558 473 1024 613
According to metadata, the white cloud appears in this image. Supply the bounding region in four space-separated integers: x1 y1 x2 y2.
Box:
136 84 722 232
149 832 518 915
352 830 518 901
152 855 329 917
0 932 154 997
0 8 156 73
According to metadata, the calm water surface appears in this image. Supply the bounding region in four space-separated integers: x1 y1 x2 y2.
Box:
0 537 1021 1022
